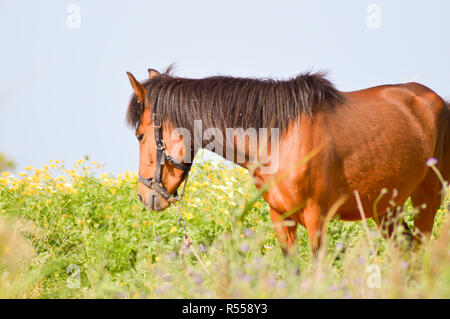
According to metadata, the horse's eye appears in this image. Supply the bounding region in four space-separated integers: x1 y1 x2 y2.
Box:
137 134 144 142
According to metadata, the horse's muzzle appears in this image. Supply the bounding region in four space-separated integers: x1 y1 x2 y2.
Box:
138 189 170 211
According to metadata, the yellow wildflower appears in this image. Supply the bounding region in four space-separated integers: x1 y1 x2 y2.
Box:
254 201 262 208
183 212 194 220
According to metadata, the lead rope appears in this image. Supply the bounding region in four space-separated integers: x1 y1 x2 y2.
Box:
174 173 219 285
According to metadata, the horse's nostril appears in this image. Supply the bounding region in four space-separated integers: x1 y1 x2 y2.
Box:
137 194 144 203
151 194 158 209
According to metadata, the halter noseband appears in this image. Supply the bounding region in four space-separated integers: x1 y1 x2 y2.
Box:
138 113 191 204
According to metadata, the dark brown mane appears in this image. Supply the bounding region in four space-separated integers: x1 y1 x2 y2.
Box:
126 70 343 134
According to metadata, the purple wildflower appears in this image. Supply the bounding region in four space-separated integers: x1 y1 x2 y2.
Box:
240 243 250 253
426 157 438 167
243 228 254 237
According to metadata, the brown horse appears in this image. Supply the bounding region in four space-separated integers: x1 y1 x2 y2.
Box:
126 68 450 255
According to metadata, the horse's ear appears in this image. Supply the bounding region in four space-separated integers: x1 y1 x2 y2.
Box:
126 72 145 103
148 68 160 79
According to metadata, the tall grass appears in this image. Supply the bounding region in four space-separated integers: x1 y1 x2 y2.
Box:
0 156 448 298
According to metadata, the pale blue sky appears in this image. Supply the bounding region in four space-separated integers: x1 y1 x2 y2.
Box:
1 0 449 174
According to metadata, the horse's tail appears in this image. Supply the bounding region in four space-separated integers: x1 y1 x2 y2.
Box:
441 100 450 183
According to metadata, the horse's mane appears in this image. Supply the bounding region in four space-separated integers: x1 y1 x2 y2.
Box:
126 68 343 135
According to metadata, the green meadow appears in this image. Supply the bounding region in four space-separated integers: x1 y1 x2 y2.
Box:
0 155 449 298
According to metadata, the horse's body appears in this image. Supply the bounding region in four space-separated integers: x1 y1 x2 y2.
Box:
256 82 450 251
126 69 450 254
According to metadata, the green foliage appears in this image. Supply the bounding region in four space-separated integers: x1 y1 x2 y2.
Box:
0 158 448 298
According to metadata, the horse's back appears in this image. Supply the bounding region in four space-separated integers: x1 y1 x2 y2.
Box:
351 82 449 177
342 82 447 149
321 82 448 219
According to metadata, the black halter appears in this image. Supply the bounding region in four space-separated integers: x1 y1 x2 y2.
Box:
138 113 191 204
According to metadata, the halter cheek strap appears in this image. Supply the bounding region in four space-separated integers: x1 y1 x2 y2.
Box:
138 113 191 204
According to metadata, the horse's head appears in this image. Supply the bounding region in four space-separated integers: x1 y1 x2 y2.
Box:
126 69 191 211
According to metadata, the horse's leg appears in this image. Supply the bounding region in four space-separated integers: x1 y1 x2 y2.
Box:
269 208 298 255
410 171 442 241
375 213 414 247
302 202 323 254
